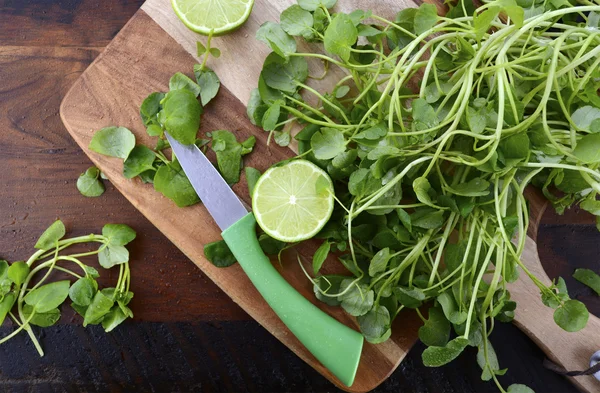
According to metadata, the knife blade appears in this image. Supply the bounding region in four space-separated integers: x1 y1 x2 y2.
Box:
166 132 364 387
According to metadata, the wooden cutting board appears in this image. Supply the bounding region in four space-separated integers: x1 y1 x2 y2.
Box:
60 1 600 391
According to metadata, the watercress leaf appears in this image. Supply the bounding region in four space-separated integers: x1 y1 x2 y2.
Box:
99 244 129 269
7 261 29 287
204 240 236 267
313 275 345 306
413 177 434 205
196 41 206 55
573 133 600 164
258 233 286 255
245 167 262 197
89 126 136 159
258 74 285 104
262 102 281 131
311 127 346 160
354 123 387 140
474 7 499 40
297 0 336 11
467 105 487 134
102 223 136 247
84 291 114 327
23 304 61 327
412 98 439 131
102 305 128 332
0 293 16 325
422 337 469 367
102 224 136 246
154 160 200 207
123 145 156 179
169 72 201 97
24 280 70 313
394 286 426 308
450 178 490 197
357 305 391 343
357 24 382 38
256 22 296 58
414 3 438 35
412 209 445 229
161 89 202 145
507 385 535 393
419 306 450 347
140 92 165 126
35 219 66 250
477 339 501 381
313 241 331 274
332 149 357 168
324 13 358 62
335 85 350 98
580 198 600 216
499 133 530 163
147 125 163 138
437 291 467 324
262 53 308 94
245 88 264 123
573 268 600 295
193 65 221 106
369 248 391 277
69 277 97 307
77 166 105 197
211 130 244 184
71 302 87 318
338 279 374 316
281 5 313 36
554 299 589 332
209 47 221 58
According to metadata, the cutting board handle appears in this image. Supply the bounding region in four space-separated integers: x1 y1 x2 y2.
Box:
222 213 364 387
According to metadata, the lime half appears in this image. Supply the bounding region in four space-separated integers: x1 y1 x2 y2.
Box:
171 0 254 36
252 160 334 243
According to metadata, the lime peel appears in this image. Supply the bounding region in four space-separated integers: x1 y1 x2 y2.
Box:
171 0 255 36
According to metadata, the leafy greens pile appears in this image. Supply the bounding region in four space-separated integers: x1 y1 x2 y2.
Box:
87 64 256 206
0 219 136 355
249 0 600 390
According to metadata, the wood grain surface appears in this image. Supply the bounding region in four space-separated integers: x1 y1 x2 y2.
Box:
1 0 599 391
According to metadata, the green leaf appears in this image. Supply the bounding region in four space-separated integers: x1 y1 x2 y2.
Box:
193 65 221 106
477 339 502 381
418 306 450 347
258 233 286 255
209 47 221 58
573 268 600 295
7 261 29 287
474 7 499 40
0 292 16 324
313 241 331 274
324 13 358 62
497 0 524 27
412 98 439 131
412 209 445 229
553 299 589 332
256 22 296 58
84 291 114 327
369 248 391 277
35 220 66 250
298 0 336 11
102 305 128 332
211 130 246 184
262 102 281 131
245 167 262 197
281 5 313 36
413 177 434 205
140 92 165 126
450 178 490 197
499 133 530 163
396 208 412 232
414 3 438 35
422 337 469 367
275 131 292 147
102 223 136 246
169 72 201 97
313 275 345 306
89 126 136 159
24 280 70 313
357 305 391 343
332 149 357 168
394 286 426 308
99 245 129 269
573 133 600 164
196 41 206 55
507 384 535 393
437 291 467 324
335 85 350 98
154 160 200 207
22 304 61 327
69 277 97 307
353 123 387 140
204 240 237 267
123 145 155 179
77 166 105 197
572 106 600 132
466 104 488 133
161 89 202 145
338 279 374 316
247 88 267 126
311 128 346 160
261 53 308 94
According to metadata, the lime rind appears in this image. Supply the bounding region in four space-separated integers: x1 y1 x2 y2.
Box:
171 0 254 36
252 160 334 243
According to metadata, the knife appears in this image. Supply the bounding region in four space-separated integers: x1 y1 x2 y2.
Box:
165 132 364 387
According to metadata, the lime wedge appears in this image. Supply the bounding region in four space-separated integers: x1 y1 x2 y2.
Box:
252 160 334 243
171 0 254 36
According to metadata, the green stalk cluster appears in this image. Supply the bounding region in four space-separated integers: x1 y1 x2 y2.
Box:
251 0 600 390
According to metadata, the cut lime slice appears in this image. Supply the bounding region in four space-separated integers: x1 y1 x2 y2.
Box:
171 0 254 36
252 160 334 243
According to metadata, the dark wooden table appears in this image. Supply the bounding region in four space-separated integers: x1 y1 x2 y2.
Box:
1 1 598 392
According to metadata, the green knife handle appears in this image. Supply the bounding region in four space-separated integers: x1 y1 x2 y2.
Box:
221 213 364 387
